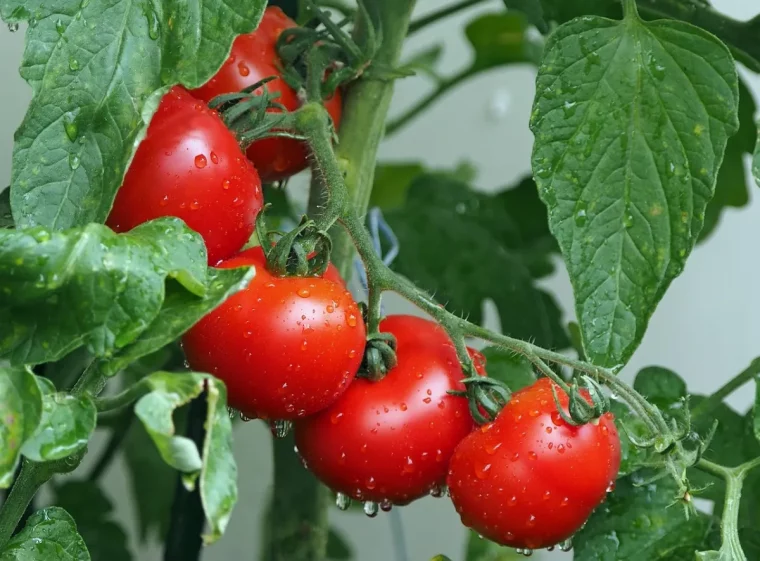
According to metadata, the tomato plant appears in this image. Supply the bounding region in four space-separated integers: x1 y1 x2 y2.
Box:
1 0 760 560
294 315 475 506
191 6 343 182
106 86 264 265
447 378 620 550
183 245 365 420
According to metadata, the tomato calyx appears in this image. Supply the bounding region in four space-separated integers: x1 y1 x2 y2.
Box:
452 376 512 425
255 210 332 277
551 375 610 426
357 330 398 381
208 77 304 147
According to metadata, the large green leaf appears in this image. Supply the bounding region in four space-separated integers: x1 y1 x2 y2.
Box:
54 481 132 561
479 347 536 391
0 366 43 487
0 507 90 561
503 0 547 33
573 476 711 560
20 389 96 462
0 218 210 366
1 0 266 230
133 371 236 544
530 12 739 367
385 174 568 349
101 267 254 376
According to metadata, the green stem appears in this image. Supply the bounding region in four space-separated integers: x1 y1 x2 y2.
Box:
407 0 487 35
385 69 474 136
93 378 150 412
691 357 760 420
0 462 49 548
330 0 418 280
695 459 747 560
622 0 640 19
261 435 330 561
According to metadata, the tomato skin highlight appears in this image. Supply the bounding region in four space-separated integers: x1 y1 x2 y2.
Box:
182 246 365 420
191 6 343 182
107 86 263 265
447 378 621 550
294 315 475 505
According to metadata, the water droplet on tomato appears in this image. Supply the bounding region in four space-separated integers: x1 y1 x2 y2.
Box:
239 412 253 422
347 314 357 327
238 61 250 76
423 397 431 404
297 288 310 298
526 514 537 528
508 495 518 506
326 304 335 313
366 477 376 490
559 538 573 551
557 444 565 454
222 179 231 190
399 402 407 411
601 425 609 435
179 201 187 209
528 451 537 460
338 452 346 465
243 330 252 339
210 151 219 164
300 340 308 351
510 453 520 462
545 426 553 434
475 463 492 479
543 490 551 500
548 442 554 449
348 349 357 359
379 498 393 512
194 154 207 168
437 400 446 409
551 411 563 426
429 485 445 498
362 501 379 518
606 481 616 492
190 200 200 210
528 409 539 417
336 493 351 510
435 449 443 462
402 456 415 474
360 443 368 453
159 195 169 207
485 441 502 455
331 412 343 424
560 497 569 507
232 196 244 207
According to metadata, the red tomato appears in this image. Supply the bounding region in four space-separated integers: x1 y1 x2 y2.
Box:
191 7 343 182
294 315 475 505
107 87 263 265
447 378 621 550
182 246 365 420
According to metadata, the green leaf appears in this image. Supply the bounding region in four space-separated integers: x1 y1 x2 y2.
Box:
503 0 548 33
466 530 522 560
467 12 544 70
20 389 96 462
479 347 536 391
102 267 254 376
386 174 568 349
54 481 132 561
0 218 210 366
370 162 477 211
134 371 236 544
530 13 739 367
610 399 653 476
573 476 711 560
0 366 43 487
700 80 756 240
1 0 266 230
0 506 90 561
0 189 12 229
402 44 445 80
754 123 760 190
326 527 353 560
632 366 687 413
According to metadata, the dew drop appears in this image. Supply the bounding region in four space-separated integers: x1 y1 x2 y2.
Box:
326 304 335 313
475 463 492 479
271 420 292 438
606 481 616 493
510 452 520 462
210 151 219 164
557 444 566 454
528 451 537 460
399 402 407 411
336 492 351 510
366 476 376 490
297 288 311 298
238 61 250 76
222 179 231 190
363 501 379 518
485 441 502 455
194 154 207 169
380 499 393 512
68 153 81 170
7 22 19 32
560 496 569 507
429 485 445 498
526 514 537 528
69 56 80 71
190 200 200 210
347 314 357 327
423 397 432 404
435 449 443 462
559 538 573 552
63 112 78 141
330 412 343 425
402 456 415 474
508 495 518 506
159 195 169 207
239 412 253 422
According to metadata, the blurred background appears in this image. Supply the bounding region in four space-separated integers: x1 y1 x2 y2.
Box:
1 0 759 559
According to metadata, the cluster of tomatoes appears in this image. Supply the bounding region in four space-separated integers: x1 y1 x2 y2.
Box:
105 7 621 552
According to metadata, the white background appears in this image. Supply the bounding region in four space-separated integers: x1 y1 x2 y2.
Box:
1 0 759 559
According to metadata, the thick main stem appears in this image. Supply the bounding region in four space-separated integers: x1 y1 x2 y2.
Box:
0 463 47 547
330 0 418 279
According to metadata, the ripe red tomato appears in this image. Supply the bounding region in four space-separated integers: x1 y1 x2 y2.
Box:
182 246 365 420
447 378 621 550
107 87 263 265
294 315 475 506
191 6 343 182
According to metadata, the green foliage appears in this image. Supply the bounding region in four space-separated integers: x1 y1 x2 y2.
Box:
0 218 252 367
132 371 236 544
385 174 568 349
54 481 132 561
573 476 713 560
0 0 266 230
0 190 11 229
326 527 353 560
465 12 544 70
0 507 89 561
0 367 43 487
531 10 739 367
465 530 522 560
479 347 536 391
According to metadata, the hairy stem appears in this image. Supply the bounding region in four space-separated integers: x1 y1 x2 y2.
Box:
0 462 48 547
330 0 418 279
